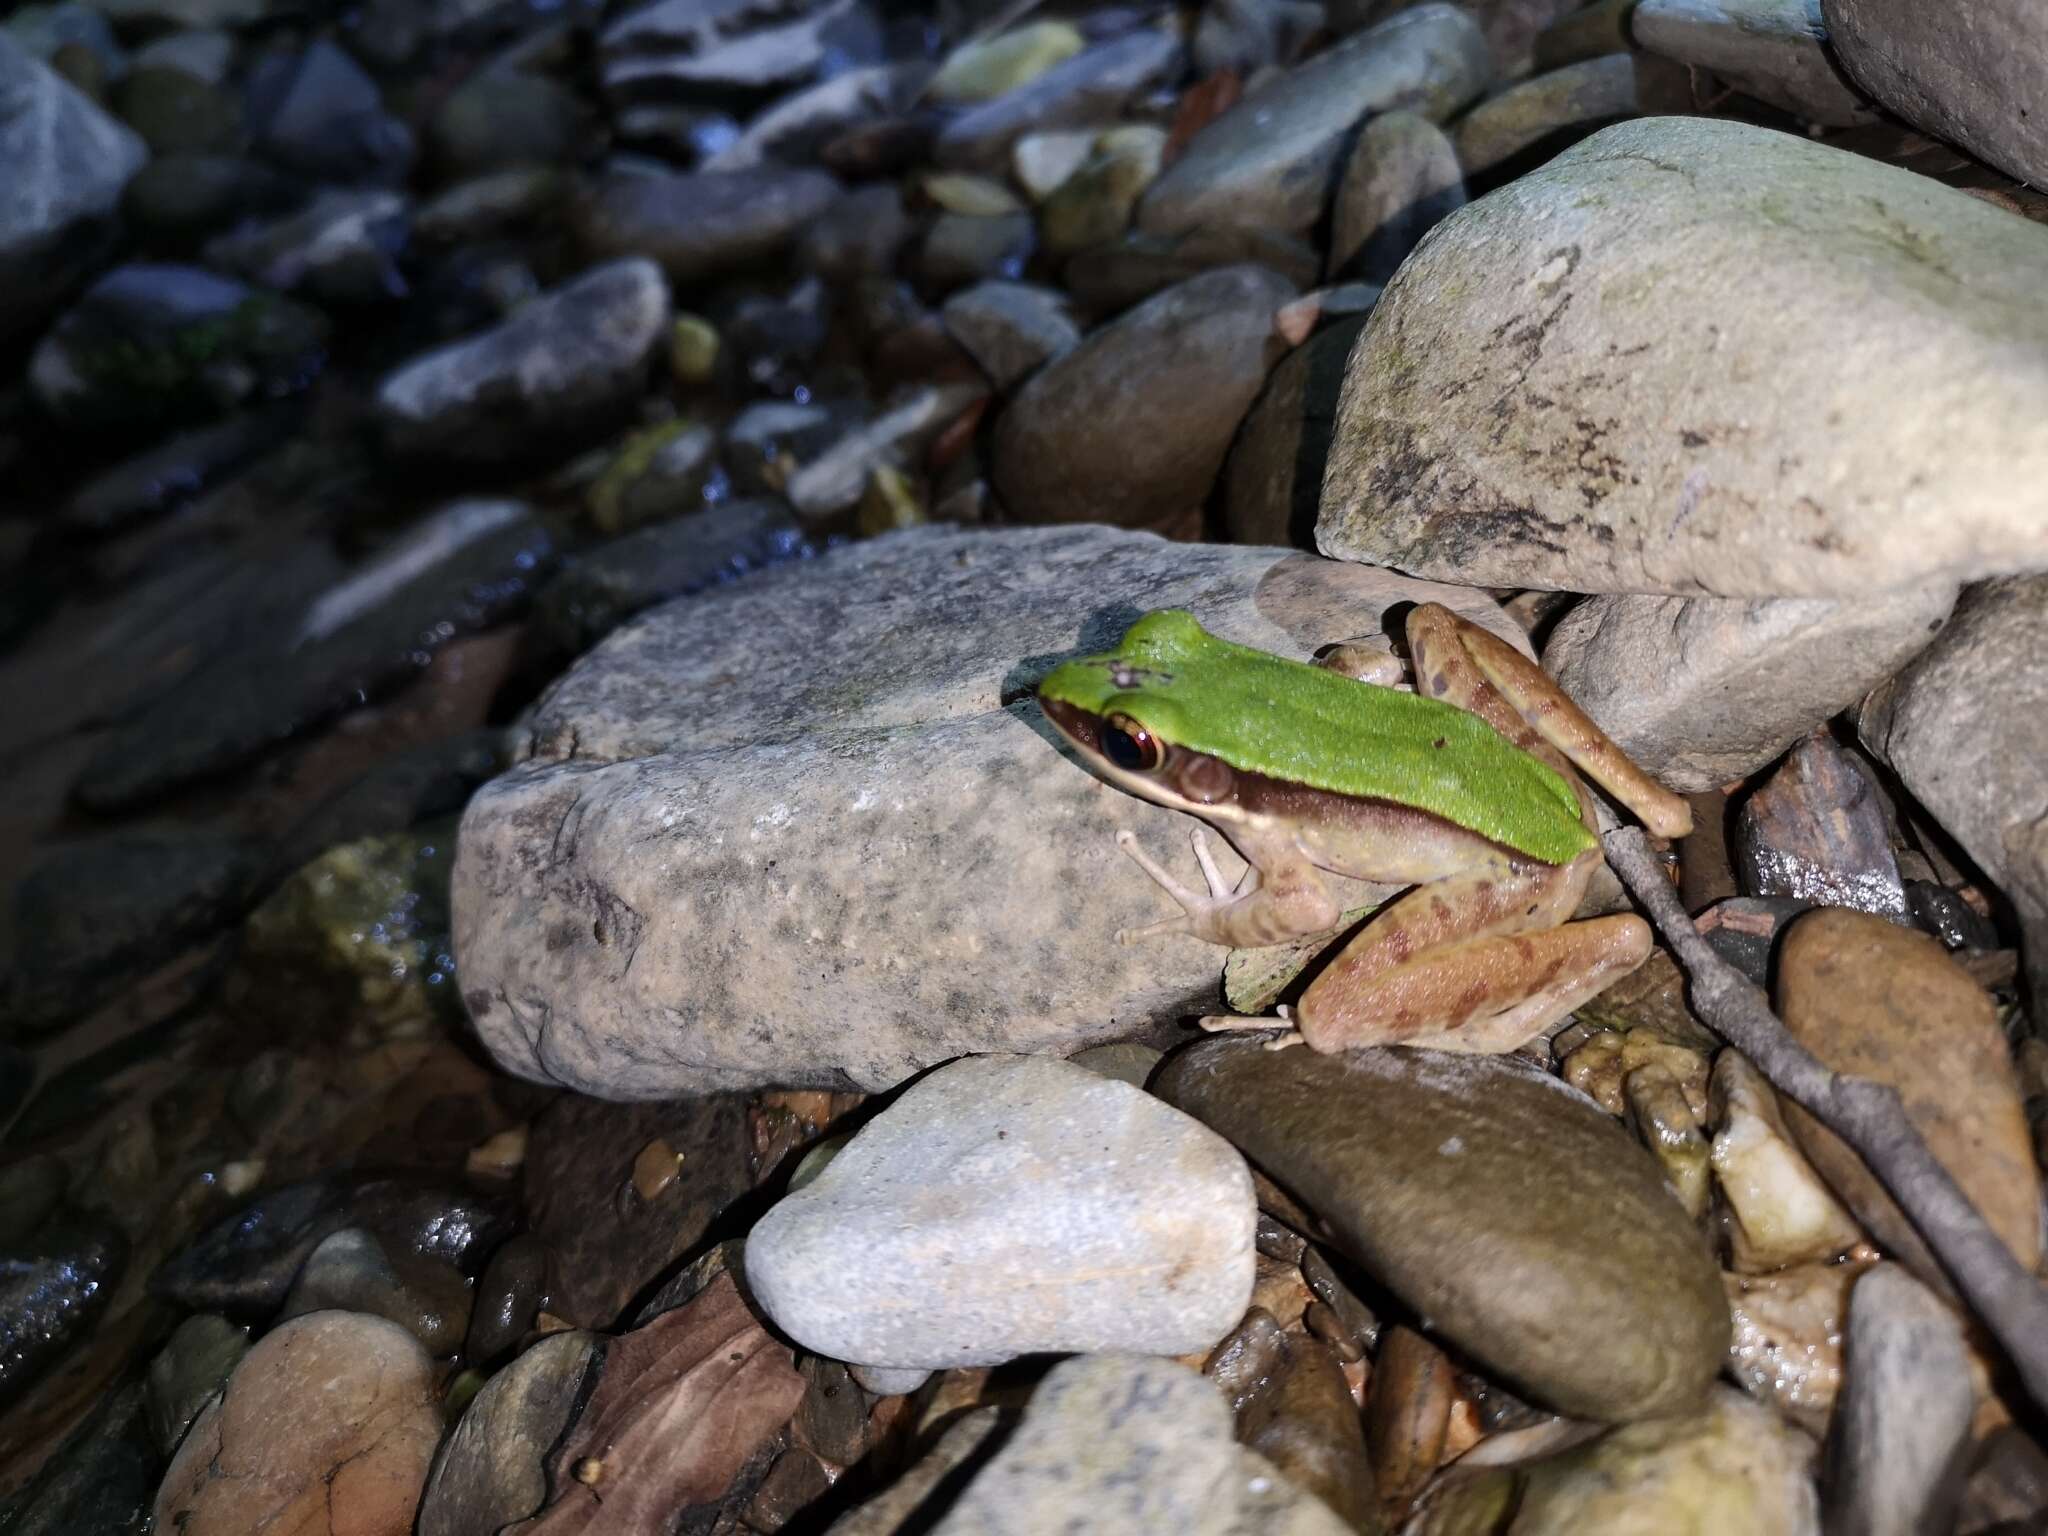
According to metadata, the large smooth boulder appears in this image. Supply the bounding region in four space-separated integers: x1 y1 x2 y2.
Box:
1317 116 2048 598
452 527 1532 1097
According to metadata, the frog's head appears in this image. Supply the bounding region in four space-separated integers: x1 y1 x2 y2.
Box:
1036 610 1242 811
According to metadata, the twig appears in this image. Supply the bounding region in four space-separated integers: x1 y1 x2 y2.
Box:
1604 825 2048 1412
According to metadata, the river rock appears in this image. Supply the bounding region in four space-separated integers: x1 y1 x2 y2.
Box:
575 166 840 285
30 263 327 433
1450 53 1638 182
417 1330 601 1536
928 21 1083 102
1511 1385 1819 1534
114 62 240 156
784 383 987 520
707 62 918 172
454 528 1533 1096
120 152 306 249
1222 313 1367 548
202 187 408 306
0 34 146 343
1154 1038 1729 1420
1822 0 2047 188
1733 733 1908 920
599 0 871 101
940 280 1080 390
1723 1259 1868 1435
145 1314 248 1458
0 1215 126 1412
1328 109 1463 282
1710 1049 1866 1272
1138 6 1487 239
992 265 1295 530
426 67 586 181
247 39 412 185
279 1228 474 1355
1633 0 1874 126
153 1311 442 1536
1318 116 2048 599
927 1354 1351 1535
1825 1264 1972 1536
933 30 1181 171
1542 586 1957 792
746 1054 1253 1369
1195 0 1324 75
376 259 669 465
1775 907 2042 1290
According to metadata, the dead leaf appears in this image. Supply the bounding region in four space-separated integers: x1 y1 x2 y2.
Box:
512 1271 805 1534
1163 71 1242 166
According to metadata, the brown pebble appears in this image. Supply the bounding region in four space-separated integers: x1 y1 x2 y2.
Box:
631 1137 684 1202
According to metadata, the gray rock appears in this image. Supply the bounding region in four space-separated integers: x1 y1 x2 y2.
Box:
1822 0 2047 189
0 830 264 1030
1221 313 1367 547
926 1354 1351 1535
992 265 1296 529
933 30 1182 172
575 166 841 285
1734 733 1910 919
1511 1386 1820 1533
746 1054 1255 1370
1062 225 1322 314
942 280 1082 391
1634 0 1875 126
1194 0 1325 76
1318 117 2048 599
132 28 233 85
599 0 872 101
1824 1265 1971 1536
1542 586 1957 793
279 1227 473 1355
796 183 913 282
272 731 504 880
29 263 327 432
1069 1041 1163 1086
65 406 294 533
0 34 147 342
115 63 243 156
417 1331 602 1536
1328 109 1464 282
247 39 413 185
202 187 408 305
1332 0 1584 78
376 259 669 466
1449 53 1639 181
1139 5 1486 239
722 397 850 494
704 62 919 172
145 1314 248 1458
4 4 121 76
1153 1038 1730 1420
119 152 306 248
413 167 570 248
453 526 1529 1096
89 0 264 25
426 68 586 181
75 500 553 811
784 383 987 520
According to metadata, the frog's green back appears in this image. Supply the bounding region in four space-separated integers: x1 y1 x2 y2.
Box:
1038 610 1596 864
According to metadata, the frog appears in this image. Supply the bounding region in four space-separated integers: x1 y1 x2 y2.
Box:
1034 604 1693 1054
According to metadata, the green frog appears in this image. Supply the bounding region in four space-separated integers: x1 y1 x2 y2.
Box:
1035 605 1691 1053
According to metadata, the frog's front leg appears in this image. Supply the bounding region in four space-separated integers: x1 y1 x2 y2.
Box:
1112 826 1338 948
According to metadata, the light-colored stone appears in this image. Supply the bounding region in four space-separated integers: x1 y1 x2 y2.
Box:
453 527 1530 1097
927 21 1084 103
1710 1050 1867 1273
783 384 986 521
1723 1258 1871 1436
1450 54 1638 180
0 33 146 343
1328 108 1463 282
1542 587 1957 793
1822 0 2048 189
152 1311 441 1536
940 280 1080 391
1633 0 1875 127
1138 5 1487 239
928 1354 1352 1535
745 1054 1255 1370
1825 1264 1973 1536
1155 1038 1730 1421
934 30 1181 172
375 258 670 465
1511 1385 1820 1535
1318 117 2048 599
991 265 1297 529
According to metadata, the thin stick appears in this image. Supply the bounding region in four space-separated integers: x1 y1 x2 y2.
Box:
1604 825 2048 1412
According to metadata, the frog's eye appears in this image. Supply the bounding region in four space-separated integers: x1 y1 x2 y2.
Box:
1101 715 1162 771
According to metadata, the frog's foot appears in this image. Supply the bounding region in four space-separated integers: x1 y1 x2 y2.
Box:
1196 1005 1305 1050
1113 827 1236 944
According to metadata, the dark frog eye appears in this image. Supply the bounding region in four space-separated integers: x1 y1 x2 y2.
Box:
1101 714 1163 771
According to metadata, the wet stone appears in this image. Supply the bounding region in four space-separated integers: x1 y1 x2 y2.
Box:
1734 734 1909 920
0 1380 159 1536
279 1227 474 1356
145 1314 249 1459
416 1329 602 1536
463 1233 553 1368
0 1214 127 1412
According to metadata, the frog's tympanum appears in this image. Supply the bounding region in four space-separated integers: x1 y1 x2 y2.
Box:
1036 606 1692 1053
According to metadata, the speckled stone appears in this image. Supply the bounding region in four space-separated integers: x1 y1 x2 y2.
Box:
453 526 1534 1096
745 1054 1255 1370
